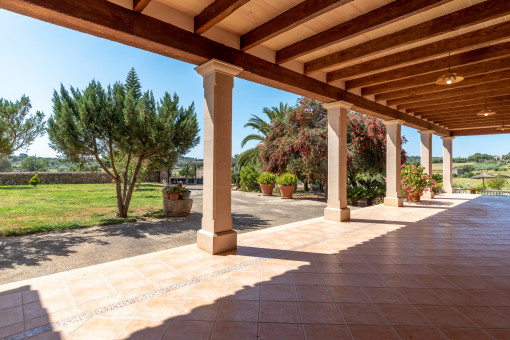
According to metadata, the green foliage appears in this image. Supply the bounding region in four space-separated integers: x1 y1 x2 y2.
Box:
431 173 443 183
258 172 276 185
487 175 507 190
347 186 369 203
467 153 493 162
240 165 260 192
20 156 50 172
401 164 433 199
0 96 45 158
125 67 142 102
352 174 385 199
277 173 297 186
47 68 199 217
28 174 40 187
165 183 184 194
0 157 13 172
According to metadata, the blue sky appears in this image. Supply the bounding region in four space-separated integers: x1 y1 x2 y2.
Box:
1 10 508 158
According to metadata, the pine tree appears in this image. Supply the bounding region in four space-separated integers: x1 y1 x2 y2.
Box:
124 67 142 102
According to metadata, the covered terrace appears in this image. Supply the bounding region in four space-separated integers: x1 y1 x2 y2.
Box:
1 0 510 338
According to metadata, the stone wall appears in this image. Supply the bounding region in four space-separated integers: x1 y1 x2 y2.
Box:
0 172 113 185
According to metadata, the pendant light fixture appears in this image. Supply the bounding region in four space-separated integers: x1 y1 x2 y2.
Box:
477 99 496 117
496 119 507 131
436 53 464 85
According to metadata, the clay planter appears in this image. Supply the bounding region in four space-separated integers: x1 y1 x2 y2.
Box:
278 185 295 199
163 198 193 217
170 193 180 200
260 183 275 196
162 189 170 199
406 191 421 202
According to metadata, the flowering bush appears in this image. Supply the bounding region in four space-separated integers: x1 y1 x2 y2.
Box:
401 164 433 201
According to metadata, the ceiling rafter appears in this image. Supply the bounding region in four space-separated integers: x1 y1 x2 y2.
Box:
240 0 353 51
305 0 510 75
452 128 510 136
274 0 452 64
194 0 250 34
355 44 510 93
133 0 151 13
416 104 510 118
329 21 510 82
405 95 510 113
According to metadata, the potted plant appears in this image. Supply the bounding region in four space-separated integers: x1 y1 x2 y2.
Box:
258 172 277 196
162 185 171 199
168 185 182 200
401 164 433 202
180 187 191 199
277 173 297 199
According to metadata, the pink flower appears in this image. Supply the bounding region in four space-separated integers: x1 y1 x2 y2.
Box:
411 165 415 169
405 185 409 189
419 193 423 196
414 170 418 174
424 188 428 192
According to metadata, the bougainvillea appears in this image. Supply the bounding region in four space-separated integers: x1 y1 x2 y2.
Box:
259 97 408 188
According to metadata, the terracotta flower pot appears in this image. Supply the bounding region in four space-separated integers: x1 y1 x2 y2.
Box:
170 193 180 200
278 185 295 199
162 189 170 199
260 183 275 196
406 191 420 202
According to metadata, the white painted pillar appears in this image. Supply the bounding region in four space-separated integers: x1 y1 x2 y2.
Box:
419 130 434 199
384 120 404 207
195 59 242 254
442 136 455 194
324 101 351 222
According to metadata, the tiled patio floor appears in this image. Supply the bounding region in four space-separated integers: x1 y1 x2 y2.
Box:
1 193 510 339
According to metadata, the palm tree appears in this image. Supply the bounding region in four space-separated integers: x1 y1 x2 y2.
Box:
239 103 288 167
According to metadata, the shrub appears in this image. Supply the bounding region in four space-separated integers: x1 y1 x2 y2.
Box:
431 173 443 183
401 164 433 199
347 186 369 204
277 173 297 186
258 172 277 185
487 176 507 190
28 174 40 187
240 165 260 192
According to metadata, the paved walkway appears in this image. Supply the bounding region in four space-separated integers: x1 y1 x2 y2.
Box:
1 194 510 339
0 186 327 283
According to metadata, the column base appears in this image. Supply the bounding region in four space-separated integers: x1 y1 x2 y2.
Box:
422 191 434 199
442 187 453 193
324 207 350 222
384 197 404 207
197 229 237 255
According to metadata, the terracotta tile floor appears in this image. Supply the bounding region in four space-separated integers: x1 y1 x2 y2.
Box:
1 193 510 339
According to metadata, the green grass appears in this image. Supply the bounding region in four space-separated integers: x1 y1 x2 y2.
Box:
431 162 510 190
0 183 164 237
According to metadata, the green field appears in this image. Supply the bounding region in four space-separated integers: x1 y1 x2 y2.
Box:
431 162 510 190
0 183 163 237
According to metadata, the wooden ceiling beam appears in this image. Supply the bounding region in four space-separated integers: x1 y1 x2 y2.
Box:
305 0 510 74
375 69 510 101
388 80 510 107
348 42 510 90
416 104 510 119
405 95 510 113
0 0 449 136
133 0 151 12
398 89 510 111
415 101 510 117
275 0 451 64
431 113 510 124
445 120 509 129
451 128 510 136
240 0 353 51
361 56 510 96
329 21 510 82
194 0 250 34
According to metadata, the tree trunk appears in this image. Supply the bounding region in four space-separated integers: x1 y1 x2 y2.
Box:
304 181 310 192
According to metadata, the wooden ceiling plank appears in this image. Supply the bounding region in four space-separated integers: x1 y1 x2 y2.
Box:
397 89 510 111
452 128 510 136
354 42 510 95
406 95 510 113
0 0 448 136
240 0 353 51
374 69 510 101
417 104 510 118
329 21 510 82
133 0 151 12
306 0 510 74
387 80 510 107
275 0 452 64
194 0 250 34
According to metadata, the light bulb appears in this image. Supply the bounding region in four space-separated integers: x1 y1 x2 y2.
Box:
484 113 489 116
446 79 452 84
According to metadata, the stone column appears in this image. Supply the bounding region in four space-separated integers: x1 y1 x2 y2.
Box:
324 101 351 222
195 59 242 254
442 136 455 193
384 120 404 207
419 130 434 199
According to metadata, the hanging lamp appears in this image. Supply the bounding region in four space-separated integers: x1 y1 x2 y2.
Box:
496 119 507 131
436 53 464 85
476 100 496 116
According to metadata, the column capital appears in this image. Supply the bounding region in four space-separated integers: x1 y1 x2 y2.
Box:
195 59 243 77
383 119 404 126
441 136 455 141
418 130 435 135
323 100 353 110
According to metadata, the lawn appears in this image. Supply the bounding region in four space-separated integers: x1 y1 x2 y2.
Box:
431 162 510 190
0 183 164 237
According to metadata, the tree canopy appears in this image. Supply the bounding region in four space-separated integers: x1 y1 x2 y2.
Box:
0 96 45 158
47 68 200 217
